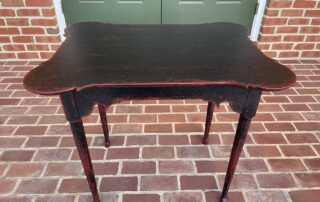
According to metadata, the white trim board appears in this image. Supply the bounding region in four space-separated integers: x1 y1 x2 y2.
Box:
53 0 266 41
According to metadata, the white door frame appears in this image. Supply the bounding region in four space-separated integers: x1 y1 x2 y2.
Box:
53 0 266 41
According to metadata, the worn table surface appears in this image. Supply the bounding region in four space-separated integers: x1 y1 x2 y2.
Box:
23 22 296 95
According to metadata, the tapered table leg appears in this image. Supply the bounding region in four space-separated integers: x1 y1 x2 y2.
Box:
98 104 110 148
203 101 214 144
220 113 252 202
69 120 100 202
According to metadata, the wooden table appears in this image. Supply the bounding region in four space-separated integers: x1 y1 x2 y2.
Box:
23 22 296 202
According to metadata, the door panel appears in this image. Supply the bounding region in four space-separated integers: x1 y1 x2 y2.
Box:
62 0 161 25
162 0 257 29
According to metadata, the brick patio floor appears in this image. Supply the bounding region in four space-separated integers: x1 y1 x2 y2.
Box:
0 60 319 202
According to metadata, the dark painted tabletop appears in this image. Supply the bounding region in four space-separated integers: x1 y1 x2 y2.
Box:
23 22 296 95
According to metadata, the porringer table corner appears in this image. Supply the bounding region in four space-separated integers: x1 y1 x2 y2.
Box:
23 22 296 202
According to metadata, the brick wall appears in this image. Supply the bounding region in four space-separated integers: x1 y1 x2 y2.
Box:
0 0 319 60
0 0 60 60
258 0 320 58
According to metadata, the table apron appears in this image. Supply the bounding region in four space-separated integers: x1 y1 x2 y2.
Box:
59 86 261 121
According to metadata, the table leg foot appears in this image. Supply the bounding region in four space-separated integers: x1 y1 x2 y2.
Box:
220 113 252 200
98 104 110 148
104 140 111 148
69 120 100 202
220 197 228 202
203 101 214 145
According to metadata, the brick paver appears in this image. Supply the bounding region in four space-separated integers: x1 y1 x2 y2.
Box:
0 60 319 201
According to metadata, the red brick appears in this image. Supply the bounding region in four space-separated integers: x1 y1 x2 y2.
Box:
25 0 52 7
293 0 317 8
35 196 74 202
266 9 279 16
42 8 56 16
175 123 203 132
100 177 138 191
0 150 34 161
0 9 15 16
294 43 315 50
0 28 19 35
279 51 300 58
295 122 320 131
257 174 297 188
141 176 177 191
59 178 90 193
271 43 293 50
0 179 16 194
0 36 10 43
301 51 320 57
218 174 257 189
305 10 320 17
159 160 194 173
246 191 287 202
129 114 156 123
159 135 189 145
3 44 25 51
92 162 118 175
177 146 210 158
281 9 304 16
306 35 320 42
281 145 316 157
181 175 217 190
35 36 61 43
142 147 174 159
22 27 45 34
34 149 71 161
115 105 142 113
282 104 310 111
274 113 304 121
311 18 320 25
290 190 320 202
1 0 24 6
12 36 34 43
126 135 156 145
265 122 295 131
106 148 139 159
301 27 320 34
17 179 58 194
123 194 160 202
260 26 276 34
112 124 142 133
283 35 305 42
285 133 318 143
122 161 156 174
6 18 29 26
259 35 282 43
144 124 172 133
263 18 287 25
172 105 197 112
158 114 185 122
268 159 305 172
145 105 170 113
17 9 40 16
247 146 281 157
17 52 39 59
253 133 286 144
196 160 227 173
6 163 44 177
237 159 268 172
14 126 47 135
295 173 320 187
44 162 82 176
269 1 293 8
